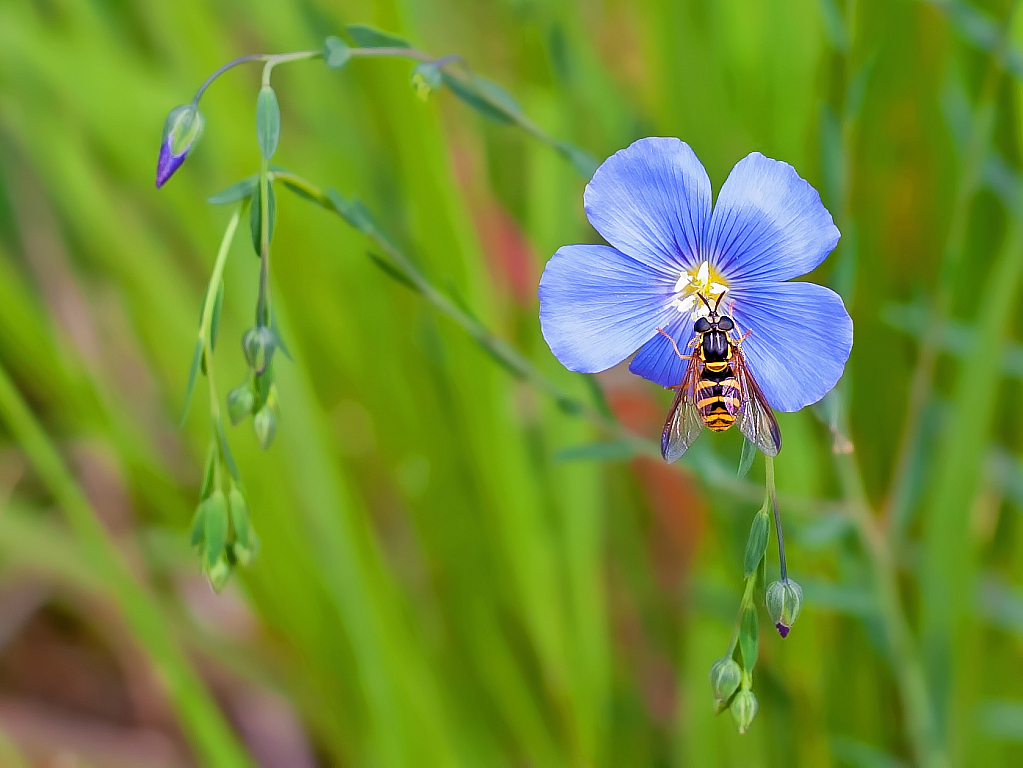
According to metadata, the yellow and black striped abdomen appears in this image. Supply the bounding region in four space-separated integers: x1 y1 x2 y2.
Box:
696 365 741 433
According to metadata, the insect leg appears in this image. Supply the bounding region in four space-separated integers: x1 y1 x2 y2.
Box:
656 327 692 361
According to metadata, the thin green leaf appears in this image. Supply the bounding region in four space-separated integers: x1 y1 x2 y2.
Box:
256 86 281 161
744 511 770 578
249 180 277 255
366 251 420 293
202 492 228 571
441 73 515 125
583 375 612 419
737 437 756 478
739 606 759 672
269 312 293 361
554 141 599 177
189 503 207 548
207 176 257 205
180 338 204 426
216 420 242 486
326 188 376 234
554 440 639 463
277 175 322 205
199 442 217 500
324 36 352 69
346 24 410 49
210 280 224 352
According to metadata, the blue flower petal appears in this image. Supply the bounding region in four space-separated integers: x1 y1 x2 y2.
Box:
706 153 839 283
729 281 852 412
584 137 712 275
539 244 674 373
629 311 696 388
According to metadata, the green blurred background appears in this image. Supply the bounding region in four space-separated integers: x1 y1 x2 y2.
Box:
0 0 1022 765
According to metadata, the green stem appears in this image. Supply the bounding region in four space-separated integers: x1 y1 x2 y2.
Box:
257 160 271 326
765 456 787 582
200 209 241 424
0 364 252 766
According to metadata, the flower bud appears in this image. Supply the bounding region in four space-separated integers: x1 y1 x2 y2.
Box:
254 404 277 450
410 62 442 101
206 555 231 593
242 326 276 374
156 103 204 187
226 383 255 425
730 689 758 734
766 578 803 638
709 658 742 705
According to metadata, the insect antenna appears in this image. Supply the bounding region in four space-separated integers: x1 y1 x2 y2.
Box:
696 293 716 316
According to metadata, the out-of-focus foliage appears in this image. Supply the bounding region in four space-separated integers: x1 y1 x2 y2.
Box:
0 0 1022 766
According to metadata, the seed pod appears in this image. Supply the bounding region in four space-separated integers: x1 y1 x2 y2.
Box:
709 657 742 706
730 689 758 734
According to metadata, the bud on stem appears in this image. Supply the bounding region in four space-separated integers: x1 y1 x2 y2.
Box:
156 103 204 187
766 578 803 638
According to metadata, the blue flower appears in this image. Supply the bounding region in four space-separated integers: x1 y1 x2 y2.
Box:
538 137 852 413
156 104 204 188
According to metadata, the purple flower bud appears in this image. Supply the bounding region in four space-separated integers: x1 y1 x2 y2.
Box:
156 104 204 187
766 579 803 638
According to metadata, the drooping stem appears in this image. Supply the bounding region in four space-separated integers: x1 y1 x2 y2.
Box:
765 456 787 582
199 208 241 424
193 51 320 103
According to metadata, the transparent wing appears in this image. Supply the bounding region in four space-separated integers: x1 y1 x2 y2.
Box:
732 347 782 457
661 356 705 462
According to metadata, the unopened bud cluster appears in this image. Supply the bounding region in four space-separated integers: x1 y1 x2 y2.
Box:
229 324 281 449
190 448 260 592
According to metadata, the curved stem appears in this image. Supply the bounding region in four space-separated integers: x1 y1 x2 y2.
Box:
765 456 787 582
193 51 320 103
199 208 241 425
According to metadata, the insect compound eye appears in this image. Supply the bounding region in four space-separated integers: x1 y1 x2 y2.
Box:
717 316 734 331
694 317 711 333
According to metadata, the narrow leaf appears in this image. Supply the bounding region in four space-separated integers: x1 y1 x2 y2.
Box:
207 176 257 205
199 442 217 499
326 188 376 234
744 511 770 578
180 338 204 425
216 420 242 485
189 503 207 548
203 493 229 571
249 180 277 255
346 24 410 48
366 251 420 292
739 606 759 672
270 311 293 361
737 437 756 478
442 73 515 124
256 86 281 161
554 141 599 177
324 36 352 69
210 280 224 352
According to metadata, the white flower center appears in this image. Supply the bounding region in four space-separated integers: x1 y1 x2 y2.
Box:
671 260 729 319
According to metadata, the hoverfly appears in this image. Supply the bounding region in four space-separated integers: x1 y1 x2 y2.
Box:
659 293 781 462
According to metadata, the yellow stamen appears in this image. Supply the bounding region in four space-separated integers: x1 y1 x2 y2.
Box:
671 260 729 318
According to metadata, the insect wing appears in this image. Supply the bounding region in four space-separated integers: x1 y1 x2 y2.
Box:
661 356 705 462
733 349 782 457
